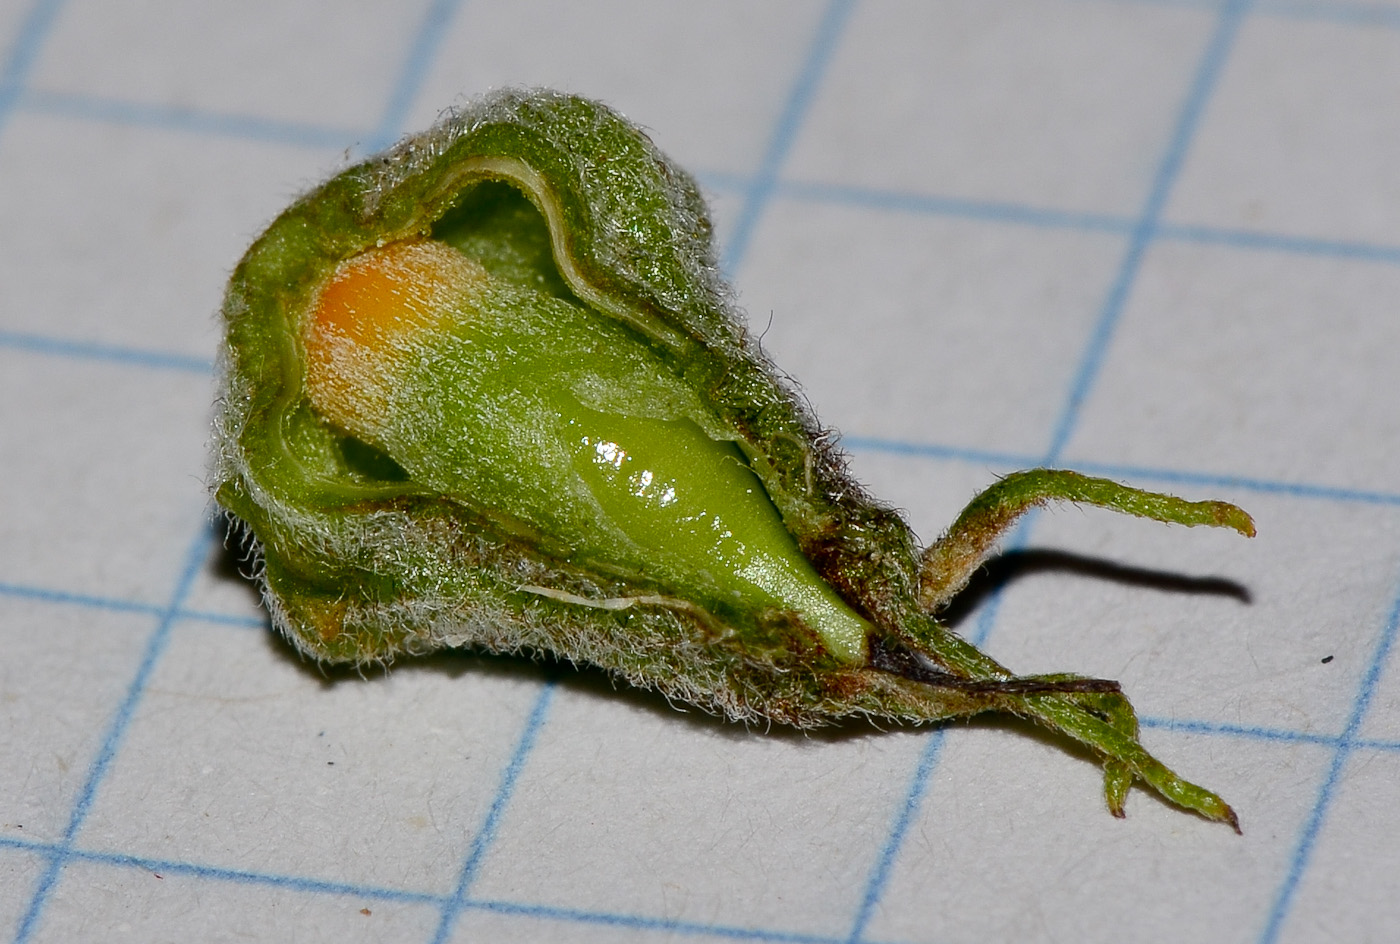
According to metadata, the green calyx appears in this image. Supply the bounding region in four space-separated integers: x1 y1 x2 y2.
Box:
215 88 1254 831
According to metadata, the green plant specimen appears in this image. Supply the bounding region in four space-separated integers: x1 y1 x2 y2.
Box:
214 89 1253 830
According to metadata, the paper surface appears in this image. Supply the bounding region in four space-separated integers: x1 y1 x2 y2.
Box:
3 1 1400 942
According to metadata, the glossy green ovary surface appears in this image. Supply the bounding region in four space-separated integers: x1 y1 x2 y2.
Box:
566 406 870 663
355 264 871 664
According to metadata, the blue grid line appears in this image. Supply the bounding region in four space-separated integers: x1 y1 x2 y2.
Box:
431 683 555 944
1158 221 1400 266
776 179 1400 267
1140 715 1400 753
1046 0 1251 463
0 578 264 628
0 682 1396 944
176 608 266 629
0 329 213 373
12 524 212 943
967 0 1251 646
719 0 854 275
0 2 1390 942
461 897 844 944
433 7 858 942
1089 0 1400 30
0 835 444 907
0 579 170 619
7 540 1395 761
364 0 463 154
1261 0 1400 29
17 87 360 151
844 731 949 944
0 683 1392 932
776 179 1132 236
1076 0 1227 11
4 76 1398 386
1140 716 1347 747
1348 734 1400 752
0 831 848 944
1069 460 1400 507
3 34 1397 278
1257 562 1400 942
838 436 1031 470
842 434 1400 507
0 0 63 136
705 173 1400 267
843 5 1255 938
10 185 1399 380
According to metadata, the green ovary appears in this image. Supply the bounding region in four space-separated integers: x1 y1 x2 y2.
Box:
565 407 869 663
307 241 870 664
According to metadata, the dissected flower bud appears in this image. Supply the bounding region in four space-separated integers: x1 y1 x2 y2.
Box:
214 88 1253 830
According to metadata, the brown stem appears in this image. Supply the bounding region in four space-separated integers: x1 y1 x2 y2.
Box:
868 636 1122 695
